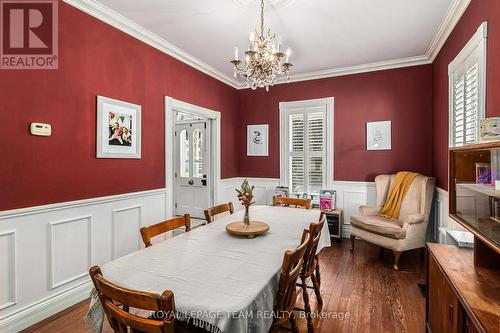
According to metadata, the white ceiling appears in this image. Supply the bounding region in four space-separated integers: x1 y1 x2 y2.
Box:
76 0 459 87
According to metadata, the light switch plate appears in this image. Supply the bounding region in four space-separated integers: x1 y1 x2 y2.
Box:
30 123 51 136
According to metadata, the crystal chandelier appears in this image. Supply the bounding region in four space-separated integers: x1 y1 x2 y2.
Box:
231 0 293 91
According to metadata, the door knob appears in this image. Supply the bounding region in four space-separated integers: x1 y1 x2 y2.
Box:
188 179 194 185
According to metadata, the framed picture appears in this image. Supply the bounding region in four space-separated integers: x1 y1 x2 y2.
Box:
320 189 336 211
475 163 491 184
247 124 268 156
96 96 141 159
366 121 391 150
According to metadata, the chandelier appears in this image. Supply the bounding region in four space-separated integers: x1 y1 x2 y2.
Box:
231 0 293 91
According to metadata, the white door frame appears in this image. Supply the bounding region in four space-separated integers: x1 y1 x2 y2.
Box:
165 97 221 218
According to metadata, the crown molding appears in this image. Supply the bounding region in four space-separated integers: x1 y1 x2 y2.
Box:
63 0 241 88
65 0 468 90
425 0 471 61
262 55 431 88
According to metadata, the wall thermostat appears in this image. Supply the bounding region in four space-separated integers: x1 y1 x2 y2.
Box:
30 123 52 136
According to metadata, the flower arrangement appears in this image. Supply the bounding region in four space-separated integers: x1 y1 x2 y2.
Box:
236 179 255 225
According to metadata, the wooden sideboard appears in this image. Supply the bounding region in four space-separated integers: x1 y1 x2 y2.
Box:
426 243 499 333
426 142 500 333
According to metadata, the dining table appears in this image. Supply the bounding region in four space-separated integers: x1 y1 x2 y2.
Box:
88 205 331 333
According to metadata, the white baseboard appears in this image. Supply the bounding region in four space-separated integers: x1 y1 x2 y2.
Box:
0 281 92 333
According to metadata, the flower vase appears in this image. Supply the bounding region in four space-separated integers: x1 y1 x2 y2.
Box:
243 205 250 226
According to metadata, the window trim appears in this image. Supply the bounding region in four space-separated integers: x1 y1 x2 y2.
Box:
279 97 334 192
448 22 488 147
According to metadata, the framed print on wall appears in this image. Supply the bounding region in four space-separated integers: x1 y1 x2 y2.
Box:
247 124 268 156
366 120 391 150
96 96 141 159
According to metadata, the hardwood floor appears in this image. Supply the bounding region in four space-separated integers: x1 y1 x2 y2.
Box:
23 239 425 333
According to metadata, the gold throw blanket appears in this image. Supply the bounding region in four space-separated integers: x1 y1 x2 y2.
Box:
378 171 418 220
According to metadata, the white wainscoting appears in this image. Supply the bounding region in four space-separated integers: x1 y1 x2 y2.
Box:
49 215 93 290
434 187 469 244
219 178 377 238
219 178 281 207
0 189 166 333
112 206 142 259
0 230 16 311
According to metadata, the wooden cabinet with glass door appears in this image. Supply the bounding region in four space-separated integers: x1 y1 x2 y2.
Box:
425 142 500 333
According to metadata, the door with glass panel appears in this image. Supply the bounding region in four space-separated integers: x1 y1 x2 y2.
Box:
174 120 210 218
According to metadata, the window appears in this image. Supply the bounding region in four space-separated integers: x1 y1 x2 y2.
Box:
179 129 189 177
449 22 487 147
192 128 204 178
280 98 333 198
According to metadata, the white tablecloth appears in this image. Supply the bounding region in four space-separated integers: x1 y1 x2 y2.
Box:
95 206 331 333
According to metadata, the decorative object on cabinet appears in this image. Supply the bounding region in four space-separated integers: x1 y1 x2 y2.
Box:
96 96 141 159
366 120 391 150
274 186 289 199
475 163 491 184
319 189 336 211
480 117 500 142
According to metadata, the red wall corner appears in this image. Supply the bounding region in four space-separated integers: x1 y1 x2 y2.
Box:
237 65 434 182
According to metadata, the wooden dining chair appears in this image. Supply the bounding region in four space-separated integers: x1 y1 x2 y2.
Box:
204 202 234 224
89 265 176 333
273 197 312 209
140 214 191 248
270 232 311 333
296 215 326 333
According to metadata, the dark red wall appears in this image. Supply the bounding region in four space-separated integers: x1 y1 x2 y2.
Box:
0 2 239 211
238 65 434 181
432 0 500 190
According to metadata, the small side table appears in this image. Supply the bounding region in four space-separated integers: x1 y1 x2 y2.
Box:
321 209 343 239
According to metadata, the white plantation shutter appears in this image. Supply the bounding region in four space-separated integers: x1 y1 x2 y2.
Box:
307 112 324 194
449 23 487 147
286 107 326 195
289 113 305 193
464 64 479 143
452 76 465 145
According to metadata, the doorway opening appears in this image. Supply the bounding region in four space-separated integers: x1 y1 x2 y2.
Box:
174 112 211 219
165 97 221 221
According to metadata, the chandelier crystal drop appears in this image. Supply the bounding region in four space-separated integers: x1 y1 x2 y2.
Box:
231 0 293 91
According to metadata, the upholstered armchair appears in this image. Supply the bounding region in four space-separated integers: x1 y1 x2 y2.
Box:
350 174 435 270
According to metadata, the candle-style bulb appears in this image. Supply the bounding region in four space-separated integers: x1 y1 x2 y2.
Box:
234 46 239 60
285 48 291 63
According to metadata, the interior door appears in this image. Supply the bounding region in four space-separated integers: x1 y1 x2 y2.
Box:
175 121 211 218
